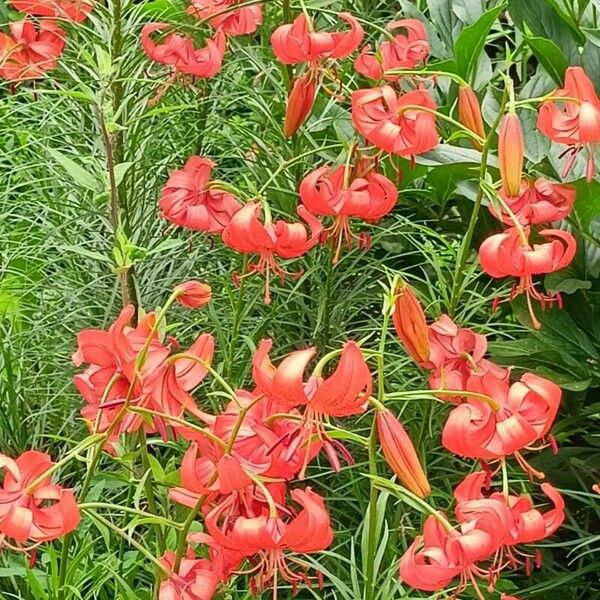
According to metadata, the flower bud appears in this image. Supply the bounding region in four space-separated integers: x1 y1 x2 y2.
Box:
284 74 316 137
376 409 430 498
175 280 212 309
392 283 430 366
499 112 524 198
458 84 485 150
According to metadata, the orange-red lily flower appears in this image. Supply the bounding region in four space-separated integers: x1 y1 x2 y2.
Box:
479 227 576 329
9 0 93 21
252 338 372 475
392 282 430 366
376 409 430 497
141 23 226 78
0 20 65 82
498 112 524 197
351 86 438 158
159 156 241 234
0 451 80 546
73 305 214 440
221 202 322 303
299 155 397 261
354 19 429 82
442 372 561 473
188 0 263 36
399 502 510 594
458 84 485 149
271 12 363 65
159 533 239 600
455 472 565 547
206 487 333 596
490 177 576 226
425 315 508 400
538 66 600 180
271 12 363 136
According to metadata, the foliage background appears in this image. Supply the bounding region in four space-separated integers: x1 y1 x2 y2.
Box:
0 0 599 598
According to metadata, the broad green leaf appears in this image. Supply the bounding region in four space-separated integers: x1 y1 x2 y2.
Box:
524 33 569 85
417 144 498 167
453 4 504 81
46 147 99 191
508 0 581 62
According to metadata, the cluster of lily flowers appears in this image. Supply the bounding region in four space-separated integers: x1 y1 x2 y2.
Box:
392 283 565 599
0 276 570 600
477 66 600 329
3 4 600 600
0 0 92 84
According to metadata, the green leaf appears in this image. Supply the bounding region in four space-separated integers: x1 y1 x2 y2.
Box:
46 147 99 191
508 0 581 62
453 4 504 81
416 144 498 167
113 162 133 187
524 33 568 85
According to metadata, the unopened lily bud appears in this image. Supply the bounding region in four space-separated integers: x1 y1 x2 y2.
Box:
376 409 430 498
284 74 316 137
392 282 430 366
499 112 524 197
175 280 212 309
458 84 485 150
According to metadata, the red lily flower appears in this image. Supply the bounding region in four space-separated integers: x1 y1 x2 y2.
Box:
271 12 362 136
0 451 80 545
299 155 397 261
455 471 565 547
73 305 214 440
221 202 322 304
206 487 333 595
354 19 429 82
8 0 93 22
159 156 241 234
479 227 576 329
141 23 226 78
0 20 65 82
169 439 253 509
399 502 509 594
538 66 600 180
188 0 263 36
490 177 576 226
442 372 561 473
209 392 321 480
425 315 508 400
159 533 240 600
271 13 363 65
252 338 372 476
351 86 438 158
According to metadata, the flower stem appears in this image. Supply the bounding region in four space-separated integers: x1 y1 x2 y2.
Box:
449 88 508 316
137 428 166 554
364 302 391 600
226 254 248 381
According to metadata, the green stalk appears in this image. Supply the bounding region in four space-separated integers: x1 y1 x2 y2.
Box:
226 254 248 381
320 245 335 350
172 495 206 572
137 428 166 554
449 89 508 316
364 304 391 600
